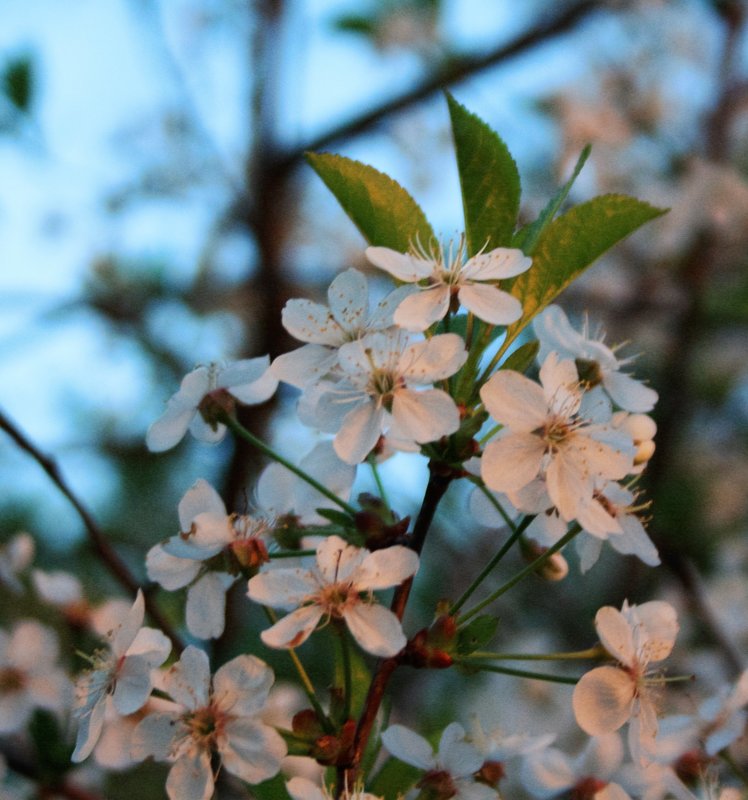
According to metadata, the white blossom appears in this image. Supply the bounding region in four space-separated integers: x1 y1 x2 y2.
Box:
146 356 278 452
366 239 531 330
147 479 271 640
381 722 500 799
480 353 635 523
131 646 286 800
573 600 679 764
247 535 418 657
0 532 34 593
271 267 415 388
72 590 171 762
286 776 382 800
0 620 69 734
534 305 658 413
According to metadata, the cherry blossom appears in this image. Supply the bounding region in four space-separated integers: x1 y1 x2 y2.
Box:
480 353 635 523
72 590 171 762
132 646 286 800
271 267 415 388
534 305 658 413
0 620 70 734
146 356 278 452
520 734 631 800
147 479 271 639
366 239 531 330
247 535 418 657
573 600 679 765
0 532 34 593
381 722 500 799
300 329 467 464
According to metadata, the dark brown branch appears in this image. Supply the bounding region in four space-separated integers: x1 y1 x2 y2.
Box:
272 0 600 172
0 408 184 654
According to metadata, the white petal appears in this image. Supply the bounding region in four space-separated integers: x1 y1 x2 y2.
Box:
539 353 582 417
315 536 367 584
146 368 210 452
214 654 275 716
365 246 434 281
163 646 211 710
393 286 450 331
247 568 318 609
271 345 338 389
334 401 385 464
282 299 345 345
177 479 226 531
226 364 278 405
398 334 467 384
131 711 180 761
327 268 369 332
221 718 287 784
355 546 419 591
391 388 460 443
260 606 325 650
166 751 214 800
369 284 419 329
381 724 436 770
609 516 660 567
481 435 545 494
573 666 635 735
520 748 574 797
188 412 226 444
343 603 406 657
112 654 155 715
127 626 171 663
595 607 635 667
635 601 678 662
186 573 234 639
480 371 548 432
31 569 83 605
438 722 483 777
111 591 145 657
545 449 592 522
603 370 658 413
72 694 107 762
286 777 327 800
8 620 59 671
462 248 532 281
458 283 523 326
146 544 201 590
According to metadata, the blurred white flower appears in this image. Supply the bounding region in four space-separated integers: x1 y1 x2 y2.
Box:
534 305 658 413
248 535 418 657
366 239 531 330
0 620 69 734
573 601 679 764
381 722 500 799
72 590 171 762
146 356 277 451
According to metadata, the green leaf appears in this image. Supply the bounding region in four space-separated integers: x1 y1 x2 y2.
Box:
446 93 520 255
314 507 355 527
2 55 33 113
501 339 539 374
306 152 435 252
332 630 372 721
508 194 667 332
457 614 499 655
369 757 422 798
513 144 591 255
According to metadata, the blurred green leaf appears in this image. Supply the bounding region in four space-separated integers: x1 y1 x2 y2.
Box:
333 14 376 35
457 614 498 654
2 55 33 112
508 194 666 332
306 152 435 252
501 339 539 374
30 709 74 776
447 93 520 255
513 144 591 255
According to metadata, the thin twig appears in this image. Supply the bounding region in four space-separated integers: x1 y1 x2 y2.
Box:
0 408 184 653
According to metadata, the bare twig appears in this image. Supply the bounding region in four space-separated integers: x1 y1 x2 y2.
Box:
0 408 184 653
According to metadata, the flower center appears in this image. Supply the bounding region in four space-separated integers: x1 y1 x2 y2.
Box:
314 581 360 618
184 702 229 748
0 666 26 693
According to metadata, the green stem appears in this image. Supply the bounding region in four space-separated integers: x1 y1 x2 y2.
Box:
449 512 533 616
466 645 606 661
222 414 357 516
263 607 333 733
268 549 316 559
458 524 582 624
455 658 579 685
336 621 353 722
367 453 390 509
477 422 502 446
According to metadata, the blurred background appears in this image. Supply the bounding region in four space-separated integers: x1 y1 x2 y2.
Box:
1 0 748 793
